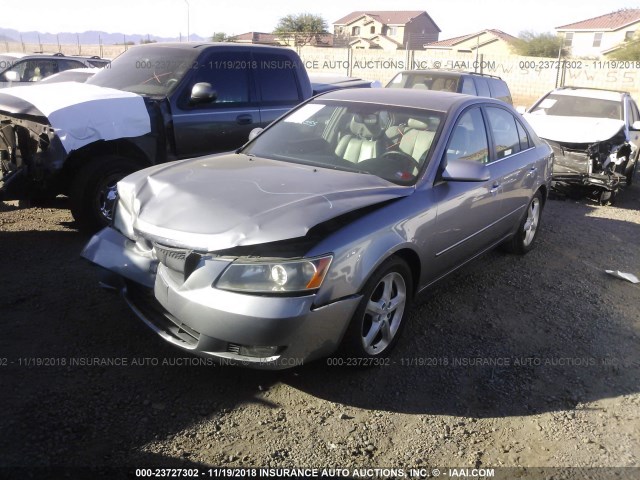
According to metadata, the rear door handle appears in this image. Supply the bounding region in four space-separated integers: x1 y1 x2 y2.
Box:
236 114 253 125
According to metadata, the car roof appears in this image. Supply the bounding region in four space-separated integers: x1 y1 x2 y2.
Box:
550 87 626 101
315 87 499 112
130 42 291 51
0 52 27 59
395 70 504 80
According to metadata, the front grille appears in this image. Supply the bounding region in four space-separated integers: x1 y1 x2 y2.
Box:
153 243 201 280
227 343 241 354
125 282 201 347
153 244 189 273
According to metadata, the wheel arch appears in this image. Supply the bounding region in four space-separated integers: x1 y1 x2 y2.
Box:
60 139 151 193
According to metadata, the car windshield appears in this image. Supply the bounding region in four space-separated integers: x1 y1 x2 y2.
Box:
387 72 459 92
529 93 622 120
243 100 443 185
87 46 199 96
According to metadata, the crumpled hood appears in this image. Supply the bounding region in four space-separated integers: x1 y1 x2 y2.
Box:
523 113 625 144
121 154 413 251
0 82 151 153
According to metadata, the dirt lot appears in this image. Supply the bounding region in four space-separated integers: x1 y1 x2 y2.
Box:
0 183 639 479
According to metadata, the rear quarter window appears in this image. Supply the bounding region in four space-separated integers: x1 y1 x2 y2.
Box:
487 79 512 104
474 77 491 97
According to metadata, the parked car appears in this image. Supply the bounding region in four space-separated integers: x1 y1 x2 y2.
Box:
0 43 312 230
309 74 381 95
38 67 98 84
82 88 553 369
523 86 640 204
386 70 513 104
0 53 107 87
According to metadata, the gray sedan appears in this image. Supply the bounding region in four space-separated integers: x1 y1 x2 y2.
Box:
82 88 553 369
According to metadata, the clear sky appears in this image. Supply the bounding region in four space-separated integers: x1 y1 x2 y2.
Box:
3 0 640 40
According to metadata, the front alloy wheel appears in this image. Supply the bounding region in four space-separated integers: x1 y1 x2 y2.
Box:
342 256 413 359
361 271 407 355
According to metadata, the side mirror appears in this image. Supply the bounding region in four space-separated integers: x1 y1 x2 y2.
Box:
4 71 19 82
631 120 640 131
441 158 491 182
515 106 526 115
190 82 217 104
248 128 263 141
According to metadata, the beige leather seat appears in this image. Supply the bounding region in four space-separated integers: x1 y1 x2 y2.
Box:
398 118 436 162
335 114 383 163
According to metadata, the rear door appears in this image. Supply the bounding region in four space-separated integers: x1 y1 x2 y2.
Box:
483 105 538 233
252 51 305 125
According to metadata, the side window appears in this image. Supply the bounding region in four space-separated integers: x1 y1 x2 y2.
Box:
486 107 521 159
6 60 29 81
10 59 59 81
57 59 86 71
187 52 251 107
253 53 302 105
460 77 477 95
516 120 531 150
445 107 489 164
627 99 640 126
474 77 490 97
487 79 512 103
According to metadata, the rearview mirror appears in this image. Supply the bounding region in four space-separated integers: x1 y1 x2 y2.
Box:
441 159 491 182
4 71 19 82
190 82 217 104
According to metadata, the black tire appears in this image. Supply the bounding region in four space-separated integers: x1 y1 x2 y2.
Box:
598 189 617 206
626 156 637 186
503 190 543 255
340 256 413 359
70 156 140 232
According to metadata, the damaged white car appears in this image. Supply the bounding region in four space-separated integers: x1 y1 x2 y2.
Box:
524 86 640 204
82 89 552 368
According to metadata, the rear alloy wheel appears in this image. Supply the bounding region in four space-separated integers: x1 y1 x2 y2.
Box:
70 156 140 232
503 190 543 255
342 257 413 359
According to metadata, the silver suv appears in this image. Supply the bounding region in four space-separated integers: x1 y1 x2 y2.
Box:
0 53 108 87
386 70 512 104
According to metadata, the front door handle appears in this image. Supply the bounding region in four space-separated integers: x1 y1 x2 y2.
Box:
490 182 501 195
236 114 253 125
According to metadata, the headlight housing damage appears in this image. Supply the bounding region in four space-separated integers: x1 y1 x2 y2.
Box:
216 256 332 293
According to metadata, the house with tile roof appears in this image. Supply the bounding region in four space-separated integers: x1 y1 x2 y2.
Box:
556 9 640 57
425 29 518 56
228 32 280 45
333 11 440 50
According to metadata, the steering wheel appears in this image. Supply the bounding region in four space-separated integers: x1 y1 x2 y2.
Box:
382 150 419 171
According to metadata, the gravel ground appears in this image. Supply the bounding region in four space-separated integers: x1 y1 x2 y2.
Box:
0 182 639 479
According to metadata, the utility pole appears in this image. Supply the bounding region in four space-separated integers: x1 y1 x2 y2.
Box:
184 0 190 42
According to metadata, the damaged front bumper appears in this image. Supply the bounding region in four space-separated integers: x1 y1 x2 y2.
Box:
548 140 630 195
0 113 66 201
82 227 361 369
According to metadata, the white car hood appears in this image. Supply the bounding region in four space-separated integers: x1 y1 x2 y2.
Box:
120 153 413 252
523 113 625 144
0 82 151 153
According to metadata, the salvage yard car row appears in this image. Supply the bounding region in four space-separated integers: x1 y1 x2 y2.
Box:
1 41 638 369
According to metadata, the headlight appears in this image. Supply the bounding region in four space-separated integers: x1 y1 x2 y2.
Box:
112 199 135 239
216 255 332 294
